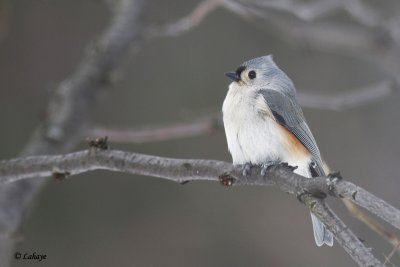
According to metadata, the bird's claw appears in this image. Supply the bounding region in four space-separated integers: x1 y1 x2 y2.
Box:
260 161 275 176
241 163 252 177
241 161 277 177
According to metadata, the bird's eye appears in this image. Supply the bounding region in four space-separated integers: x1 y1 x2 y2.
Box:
248 70 256 79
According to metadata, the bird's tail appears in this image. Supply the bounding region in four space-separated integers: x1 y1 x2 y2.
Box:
310 213 333 246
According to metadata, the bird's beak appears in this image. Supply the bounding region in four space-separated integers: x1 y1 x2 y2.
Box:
225 72 241 82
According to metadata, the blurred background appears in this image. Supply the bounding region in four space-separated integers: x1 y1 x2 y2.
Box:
0 0 399 266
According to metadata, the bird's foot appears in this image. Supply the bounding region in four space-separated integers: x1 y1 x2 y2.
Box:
260 161 276 176
241 163 253 177
328 171 342 180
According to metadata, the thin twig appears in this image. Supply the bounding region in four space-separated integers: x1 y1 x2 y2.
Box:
146 0 224 38
344 199 400 256
87 114 221 143
384 241 400 265
297 80 395 111
85 79 392 146
86 78 393 144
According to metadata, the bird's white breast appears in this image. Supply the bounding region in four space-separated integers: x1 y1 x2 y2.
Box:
222 83 311 177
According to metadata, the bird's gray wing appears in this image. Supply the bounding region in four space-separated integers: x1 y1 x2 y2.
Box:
259 89 325 176
261 89 333 246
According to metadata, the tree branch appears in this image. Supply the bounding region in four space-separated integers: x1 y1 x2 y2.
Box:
0 0 145 265
142 0 398 111
86 78 393 145
297 80 395 111
332 179 400 231
0 148 399 266
87 114 221 143
3 1 399 266
145 0 224 38
301 195 383 267
343 199 400 255
222 0 400 106
88 78 394 146
1 149 399 231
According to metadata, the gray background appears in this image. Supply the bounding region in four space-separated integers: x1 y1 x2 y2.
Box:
0 0 399 266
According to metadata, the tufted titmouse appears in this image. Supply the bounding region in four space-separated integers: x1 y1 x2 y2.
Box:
222 55 333 247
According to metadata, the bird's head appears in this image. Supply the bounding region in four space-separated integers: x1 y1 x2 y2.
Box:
225 55 295 96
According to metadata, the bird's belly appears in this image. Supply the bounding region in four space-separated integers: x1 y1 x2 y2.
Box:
223 113 311 177
222 85 311 177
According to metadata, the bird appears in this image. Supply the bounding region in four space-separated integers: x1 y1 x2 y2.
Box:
222 55 333 246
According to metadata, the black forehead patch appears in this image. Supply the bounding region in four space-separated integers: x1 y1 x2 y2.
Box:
235 66 246 76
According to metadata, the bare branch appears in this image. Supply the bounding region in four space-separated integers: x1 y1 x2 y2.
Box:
1 149 400 232
87 114 221 143
384 241 400 265
85 78 392 146
223 0 400 106
224 0 399 44
224 0 385 28
333 180 400 231
0 148 396 266
137 0 399 111
0 0 145 265
324 163 400 257
84 81 392 147
224 0 343 21
87 80 395 144
297 80 395 111
146 0 224 38
89 79 392 145
2 1 399 266
344 199 400 255
1 150 399 231
302 195 383 267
